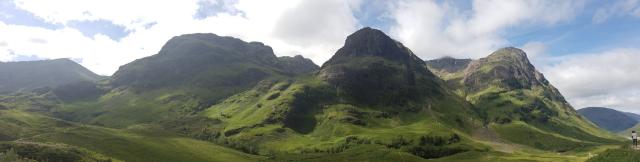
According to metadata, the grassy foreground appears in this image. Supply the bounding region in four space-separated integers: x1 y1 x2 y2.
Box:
0 109 262 162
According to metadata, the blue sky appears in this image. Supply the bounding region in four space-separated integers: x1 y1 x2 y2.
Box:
0 0 639 112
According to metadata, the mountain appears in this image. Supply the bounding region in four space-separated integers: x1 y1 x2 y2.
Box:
55 33 319 127
577 107 639 132
0 59 100 93
0 28 625 162
624 112 640 121
318 27 446 106
193 27 479 160
427 47 616 151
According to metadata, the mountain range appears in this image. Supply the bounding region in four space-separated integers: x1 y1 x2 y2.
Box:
577 107 640 132
0 27 626 162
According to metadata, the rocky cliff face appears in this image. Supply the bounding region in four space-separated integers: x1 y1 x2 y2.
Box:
462 47 548 92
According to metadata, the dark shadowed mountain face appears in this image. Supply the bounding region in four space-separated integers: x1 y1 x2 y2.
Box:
318 27 444 106
110 33 280 90
578 107 639 132
0 59 100 93
110 33 318 91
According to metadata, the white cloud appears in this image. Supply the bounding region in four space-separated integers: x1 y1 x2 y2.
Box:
1 0 362 75
541 48 640 113
521 41 546 60
388 0 585 60
592 0 640 23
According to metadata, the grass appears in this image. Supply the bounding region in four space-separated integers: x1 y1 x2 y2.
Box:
0 109 263 162
586 145 640 162
492 121 593 151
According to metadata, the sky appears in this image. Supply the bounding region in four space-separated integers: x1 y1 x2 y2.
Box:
0 0 639 113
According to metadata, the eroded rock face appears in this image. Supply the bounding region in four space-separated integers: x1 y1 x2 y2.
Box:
462 47 548 92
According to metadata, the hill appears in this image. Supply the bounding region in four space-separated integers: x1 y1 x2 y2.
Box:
577 107 639 132
0 59 100 93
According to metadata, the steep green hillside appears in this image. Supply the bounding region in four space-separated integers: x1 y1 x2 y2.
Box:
0 59 100 94
426 47 619 151
578 107 638 132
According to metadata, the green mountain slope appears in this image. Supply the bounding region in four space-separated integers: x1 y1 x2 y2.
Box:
55 33 318 127
426 47 619 151
0 59 100 93
187 27 485 160
577 107 639 132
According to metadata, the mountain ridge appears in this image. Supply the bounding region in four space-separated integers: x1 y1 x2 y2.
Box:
0 58 100 93
578 107 640 132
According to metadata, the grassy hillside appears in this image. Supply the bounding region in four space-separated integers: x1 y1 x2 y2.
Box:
426 47 620 152
0 109 262 162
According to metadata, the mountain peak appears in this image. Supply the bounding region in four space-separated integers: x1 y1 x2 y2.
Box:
462 47 549 92
324 27 419 65
159 33 276 60
487 47 529 62
317 27 443 106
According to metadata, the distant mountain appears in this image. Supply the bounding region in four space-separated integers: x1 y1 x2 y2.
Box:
0 58 100 93
577 107 639 132
624 112 640 121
